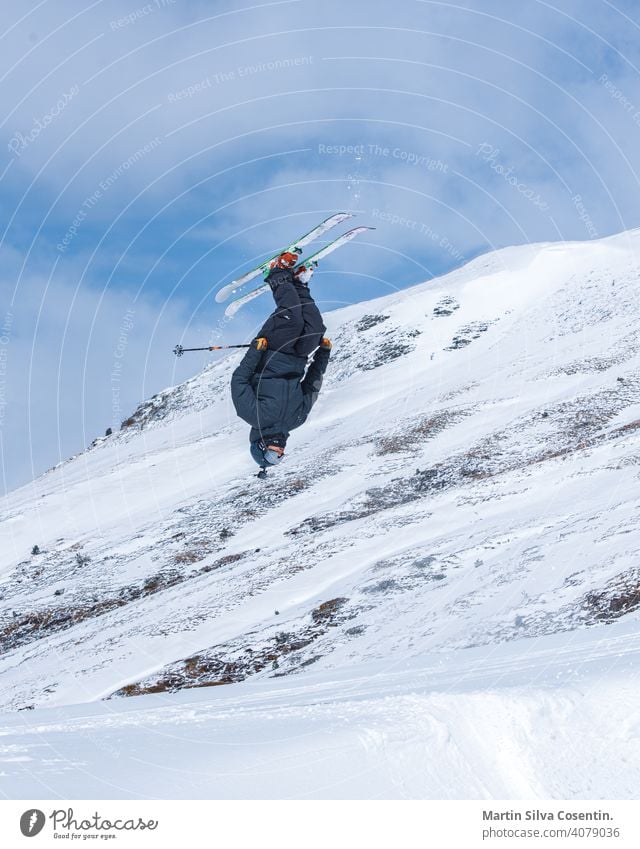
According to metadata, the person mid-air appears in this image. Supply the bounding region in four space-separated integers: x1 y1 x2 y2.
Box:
231 252 332 476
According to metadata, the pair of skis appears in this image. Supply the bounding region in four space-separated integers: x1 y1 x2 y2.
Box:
215 213 374 317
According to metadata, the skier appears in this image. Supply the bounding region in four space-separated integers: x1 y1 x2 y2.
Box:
230 253 332 474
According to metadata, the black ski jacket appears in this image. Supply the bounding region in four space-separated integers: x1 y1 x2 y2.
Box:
231 345 331 442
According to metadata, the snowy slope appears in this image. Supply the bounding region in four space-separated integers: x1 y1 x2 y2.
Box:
2 618 639 800
1 230 640 798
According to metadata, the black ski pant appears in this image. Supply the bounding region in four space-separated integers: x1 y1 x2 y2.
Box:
257 278 326 357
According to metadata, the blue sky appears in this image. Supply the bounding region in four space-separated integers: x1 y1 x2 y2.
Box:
2 0 640 493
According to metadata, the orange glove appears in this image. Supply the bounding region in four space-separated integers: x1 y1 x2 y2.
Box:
320 337 332 350
254 337 268 351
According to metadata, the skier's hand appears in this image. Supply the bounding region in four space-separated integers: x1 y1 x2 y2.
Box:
320 337 332 351
254 337 268 351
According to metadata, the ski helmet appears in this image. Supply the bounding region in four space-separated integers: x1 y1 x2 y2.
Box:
294 264 314 285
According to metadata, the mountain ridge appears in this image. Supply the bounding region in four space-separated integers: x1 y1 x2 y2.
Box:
1 230 640 717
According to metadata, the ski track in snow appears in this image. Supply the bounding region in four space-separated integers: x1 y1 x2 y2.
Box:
1 231 640 798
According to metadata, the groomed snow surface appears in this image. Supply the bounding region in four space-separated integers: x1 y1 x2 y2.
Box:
1 231 640 799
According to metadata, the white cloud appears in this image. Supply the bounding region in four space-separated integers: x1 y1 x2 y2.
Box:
0 246 221 494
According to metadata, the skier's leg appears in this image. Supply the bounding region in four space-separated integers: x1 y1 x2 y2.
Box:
256 279 305 355
292 283 326 356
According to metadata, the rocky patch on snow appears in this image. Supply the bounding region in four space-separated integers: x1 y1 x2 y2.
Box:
0 551 252 655
373 408 472 455
328 317 422 379
109 597 355 697
433 295 460 316
119 367 228 433
445 320 496 350
355 313 390 331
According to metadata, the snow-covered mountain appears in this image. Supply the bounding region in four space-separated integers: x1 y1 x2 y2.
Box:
2 230 640 799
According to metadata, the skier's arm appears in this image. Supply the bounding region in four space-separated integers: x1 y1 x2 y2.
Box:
301 345 331 413
230 346 262 426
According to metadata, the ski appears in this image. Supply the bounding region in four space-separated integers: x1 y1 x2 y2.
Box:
215 212 353 303
224 225 375 318
295 225 374 268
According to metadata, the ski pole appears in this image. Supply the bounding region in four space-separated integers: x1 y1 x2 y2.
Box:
173 343 251 357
